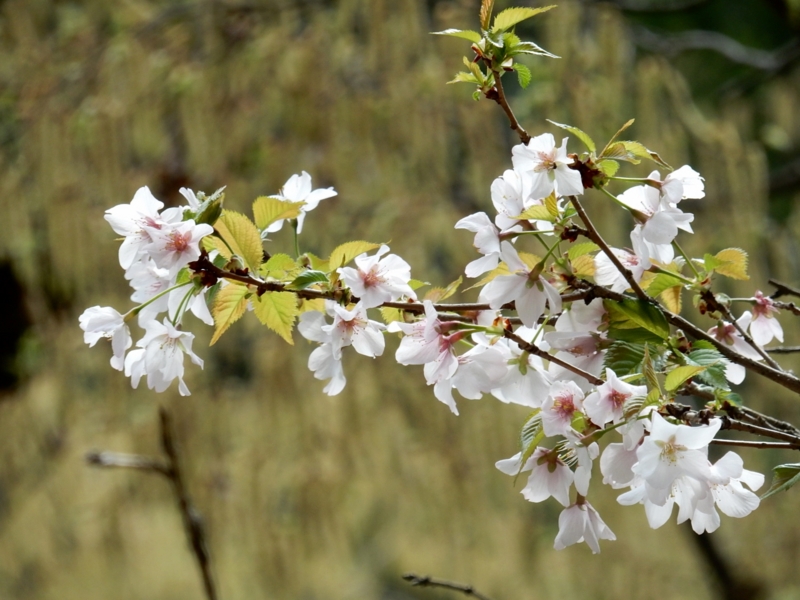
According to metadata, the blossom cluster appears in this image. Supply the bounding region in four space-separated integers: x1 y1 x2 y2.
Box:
80 129 786 554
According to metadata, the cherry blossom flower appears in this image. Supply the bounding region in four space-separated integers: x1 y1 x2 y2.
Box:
593 247 646 293
600 443 639 489
124 318 203 396
490 329 552 407
482 242 562 328
554 500 615 553
105 186 181 270
709 313 762 384
339 245 416 308
79 306 132 371
265 171 337 234
583 368 647 427
432 343 507 415
511 133 584 200
540 380 585 437
617 181 694 246
500 447 575 507
749 290 783 346
657 165 705 205
146 220 214 277
454 213 502 277
632 413 721 505
298 309 348 396
325 302 386 359
490 169 526 231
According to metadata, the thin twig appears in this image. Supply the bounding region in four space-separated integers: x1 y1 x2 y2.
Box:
717 303 783 370
86 409 219 600
489 69 531 145
730 405 800 437
773 300 800 317
722 419 800 445
503 329 604 386
568 195 650 302
767 346 800 354
710 439 800 450
403 573 495 600
770 278 800 300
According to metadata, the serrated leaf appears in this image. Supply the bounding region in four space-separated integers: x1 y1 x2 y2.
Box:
329 241 381 270
492 6 555 32
762 463 800 499
518 410 543 474
448 71 481 85
380 307 404 324
253 291 298 344
596 159 619 177
603 341 646 376
431 29 483 43
714 248 749 280
252 196 305 231
703 253 723 272
686 346 729 389
572 254 596 276
409 279 430 291
600 141 646 164
601 119 635 156
612 298 670 340
660 285 682 314
261 253 298 278
215 210 264 272
424 276 462 303
480 0 495 30
514 204 554 221
202 235 233 260
546 120 596 153
518 251 542 271
646 272 684 298
567 242 599 261
287 270 329 290
644 387 662 406
665 365 708 392
646 149 672 170
605 300 667 344
299 298 326 315
513 63 532 89
544 191 559 217
210 283 249 345
305 252 330 273
465 262 510 291
175 267 192 286
511 40 559 58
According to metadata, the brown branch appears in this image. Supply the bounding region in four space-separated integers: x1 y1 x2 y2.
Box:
568 195 650 303
773 300 800 317
727 405 800 437
86 409 218 600
722 419 800 445
717 303 783 370
767 346 800 354
769 278 800 300
489 69 531 145
403 573 495 600
710 439 800 450
502 329 604 386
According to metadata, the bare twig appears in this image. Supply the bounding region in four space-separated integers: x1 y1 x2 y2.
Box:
403 573 495 600
729 405 800 437
568 195 651 302
710 439 800 450
767 346 800 354
769 278 800 300
717 303 783 370
773 300 800 317
86 409 218 600
503 329 604 386
722 419 800 445
489 69 531 145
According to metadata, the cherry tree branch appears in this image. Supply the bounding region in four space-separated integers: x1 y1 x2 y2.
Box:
403 573 495 600
773 300 800 317
710 439 800 450
502 329 604 386
767 346 800 354
716 301 783 370
86 408 218 600
770 278 800 300
488 69 531 145
568 195 651 303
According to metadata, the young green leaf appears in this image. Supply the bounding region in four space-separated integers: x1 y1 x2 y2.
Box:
253 291 299 344
424 276 462 303
492 6 556 32
596 159 619 177
600 118 635 156
546 120 596 153
646 272 685 298
215 210 264 272
611 298 671 340
261 253 299 279
513 63 532 88
664 365 708 392
448 72 481 85
544 191 559 217
431 29 483 43
328 241 382 270
252 196 305 230
510 40 559 58
202 236 233 260
514 204 554 221
380 307 404 324
480 0 495 31
567 242 599 261
287 270 329 290
713 248 749 281
762 463 800 499
210 283 249 345
603 340 646 376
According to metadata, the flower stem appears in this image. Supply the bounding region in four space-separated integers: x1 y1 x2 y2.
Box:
672 240 702 280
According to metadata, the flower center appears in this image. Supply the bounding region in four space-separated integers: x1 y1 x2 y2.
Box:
166 230 191 253
553 393 576 418
361 266 386 289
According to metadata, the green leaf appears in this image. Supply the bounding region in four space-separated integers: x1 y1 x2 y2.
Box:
572 255 595 277
514 204 554 221
644 387 662 406
513 63 532 88
480 0 495 30
544 191 559 217
261 253 299 278
431 29 483 43
600 119 635 156
210 283 249 345
762 463 800 499
424 276 462 303
603 341 646 376
714 248 749 281
287 270 329 290
510 40 559 58
645 272 684 298
492 6 556 32
703 253 723 273
596 159 619 177
252 196 305 231
608 298 670 341
642 344 660 394
408 279 430 291
659 285 682 314
518 410 544 480
448 71 481 85
253 291 299 344
380 307 404 324
686 345 729 390
328 241 382 270
601 140 671 168
215 210 264 272
546 120 596 153
665 365 708 392
567 242 599 261
304 252 330 273
202 235 233 260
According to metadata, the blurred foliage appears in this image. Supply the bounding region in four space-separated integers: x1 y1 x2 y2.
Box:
1 0 800 599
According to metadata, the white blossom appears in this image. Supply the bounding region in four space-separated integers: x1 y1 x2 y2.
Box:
79 306 132 371
511 133 584 200
338 245 416 308
554 501 616 554
265 171 337 234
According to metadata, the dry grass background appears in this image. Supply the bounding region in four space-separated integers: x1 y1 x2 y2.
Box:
2 0 800 598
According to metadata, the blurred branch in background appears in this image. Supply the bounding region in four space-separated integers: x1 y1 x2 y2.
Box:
403 573 495 600
86 408 218 600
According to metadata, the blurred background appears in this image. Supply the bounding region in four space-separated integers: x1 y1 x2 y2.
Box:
2 0 800 598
